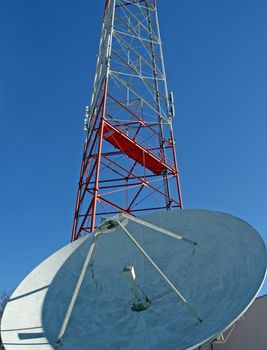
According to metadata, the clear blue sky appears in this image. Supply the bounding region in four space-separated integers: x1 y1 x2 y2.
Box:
1 0 266 296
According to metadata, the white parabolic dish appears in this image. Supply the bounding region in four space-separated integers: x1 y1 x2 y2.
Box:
1 209 267 350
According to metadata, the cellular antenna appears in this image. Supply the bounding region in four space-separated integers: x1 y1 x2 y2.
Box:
71 0 183 241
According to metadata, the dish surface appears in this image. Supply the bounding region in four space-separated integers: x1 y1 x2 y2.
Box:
1 209 266 350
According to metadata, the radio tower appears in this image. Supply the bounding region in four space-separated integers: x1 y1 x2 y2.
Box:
72 0 183 241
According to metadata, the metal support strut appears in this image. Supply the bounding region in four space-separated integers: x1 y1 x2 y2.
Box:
115 218 202 323
58 214 201 345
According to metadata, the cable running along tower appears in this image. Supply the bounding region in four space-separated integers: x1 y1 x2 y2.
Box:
72 0 183 241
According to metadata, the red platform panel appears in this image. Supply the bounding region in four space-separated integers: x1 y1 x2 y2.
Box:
103 122 175 175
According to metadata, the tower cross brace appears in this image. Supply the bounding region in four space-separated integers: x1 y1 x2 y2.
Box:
72 0 183 241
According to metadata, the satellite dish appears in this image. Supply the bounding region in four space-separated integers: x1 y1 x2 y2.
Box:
1 209 266 349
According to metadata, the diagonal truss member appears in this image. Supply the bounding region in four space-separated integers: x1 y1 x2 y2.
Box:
72 0 183 241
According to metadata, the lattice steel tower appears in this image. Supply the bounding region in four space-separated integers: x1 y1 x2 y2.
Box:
72 0 183 241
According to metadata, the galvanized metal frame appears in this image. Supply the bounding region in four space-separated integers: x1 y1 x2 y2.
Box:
72 0 183 241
